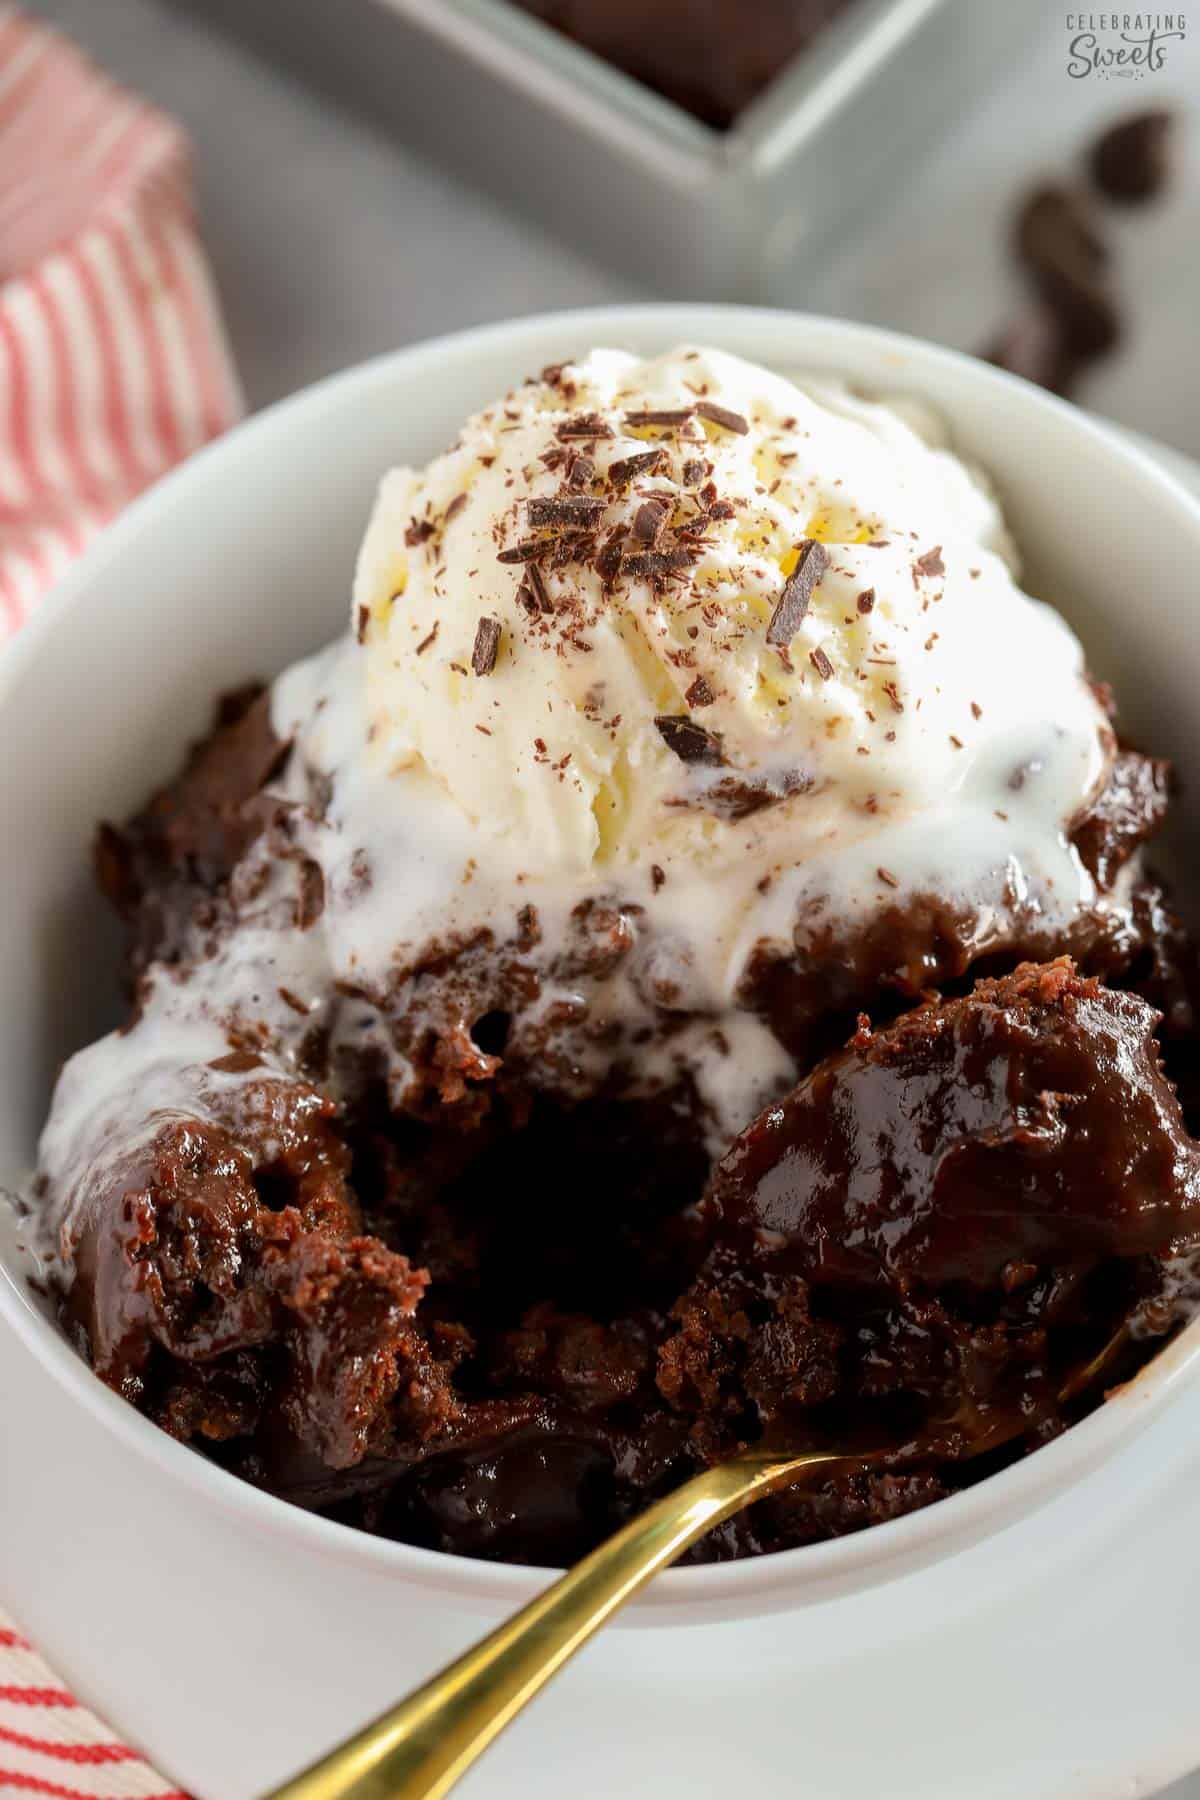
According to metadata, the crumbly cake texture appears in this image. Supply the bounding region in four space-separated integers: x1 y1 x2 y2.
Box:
35 688 1199 1565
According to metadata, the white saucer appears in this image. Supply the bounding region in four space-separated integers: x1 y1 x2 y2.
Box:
3 426 1199 1800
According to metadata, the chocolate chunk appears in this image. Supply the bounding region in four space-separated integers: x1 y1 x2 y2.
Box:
633 499 669 544
682 458 707 486
1018 182 1108 272
1090 109 1173 205
556 412 613 439
471 616 502 676
985 307 1079 397
914 547 944 581
809 646 834 681
766 540 829 647
622 548 698 581
355 605 369 644
655 714 725 765
623 408 694 428
1015 185 1120 359
695 400 749 435
566 453 594 489
685 675 715 708
650 863 666 891
527 495 607 527
856 589 876 615
608 448 665 488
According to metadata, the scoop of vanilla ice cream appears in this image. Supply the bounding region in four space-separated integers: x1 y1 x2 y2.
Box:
351 347 1107 894
261 345 1121 1138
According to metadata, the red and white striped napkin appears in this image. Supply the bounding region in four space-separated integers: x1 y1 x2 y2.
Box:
0 2 242 636
0 1624 186 1799
2 7 242 1793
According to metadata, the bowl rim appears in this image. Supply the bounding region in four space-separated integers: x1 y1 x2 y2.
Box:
5 300 1200 1622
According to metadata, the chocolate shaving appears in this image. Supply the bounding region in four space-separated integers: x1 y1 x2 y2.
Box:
857 589 876 614
566 452 594 489
914 546 945 581
527 495 606 527
622 548 697 582
556 412 613 440
355 605 369 644
766 540 829 647
685 675 715 708
405 518 435 547
608 448 665 488
633 499 669 544
695 400 749 435
497 539 548 564
691 769 812 821
471 616 502 676
682 458 707 486
623 408 694 428
650 864 666 892
655 714 725 766
523 562 553 614
809 646 834 681
415 622 439 656
596 528 624 587
444 493 468 524
877 866 900 888
551 531 596 569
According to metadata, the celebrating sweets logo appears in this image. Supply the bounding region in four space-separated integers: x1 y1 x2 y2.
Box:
1066 12 1187 77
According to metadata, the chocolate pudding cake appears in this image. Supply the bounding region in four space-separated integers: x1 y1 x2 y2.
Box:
513 0 859 129
31 347 1200 1566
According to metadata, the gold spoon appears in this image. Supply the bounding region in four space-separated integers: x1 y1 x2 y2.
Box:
264 1324 1132 1800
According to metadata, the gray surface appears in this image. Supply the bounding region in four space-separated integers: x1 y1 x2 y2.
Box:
16 2 1200 1791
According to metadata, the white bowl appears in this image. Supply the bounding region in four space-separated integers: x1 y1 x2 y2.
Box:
3 305 1200 1635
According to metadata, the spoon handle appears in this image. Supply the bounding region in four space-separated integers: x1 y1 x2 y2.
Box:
264 1447 847 1800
